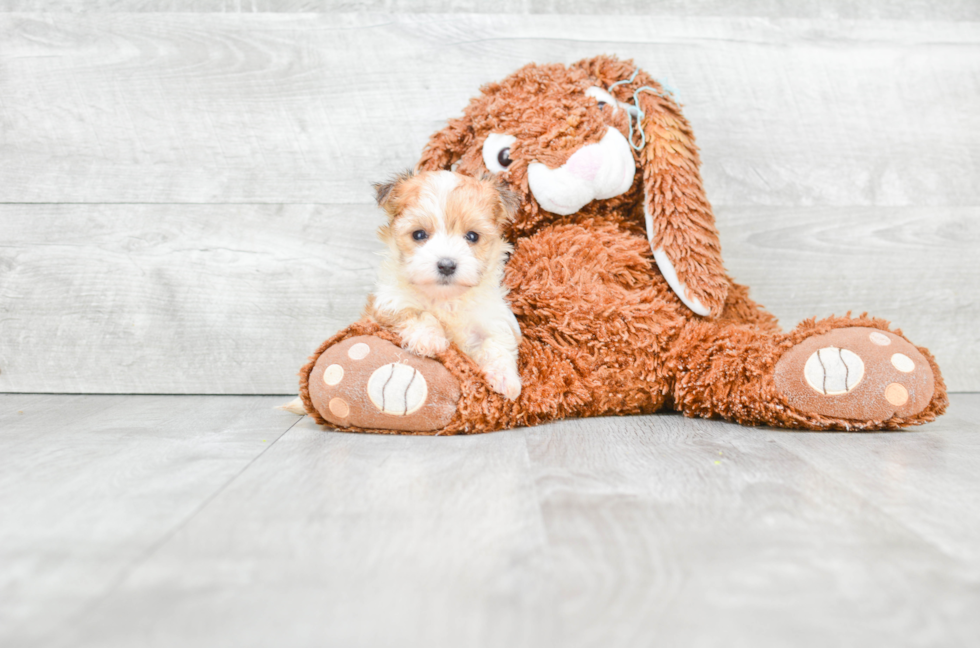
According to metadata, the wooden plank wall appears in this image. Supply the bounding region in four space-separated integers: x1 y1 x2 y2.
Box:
0 5 977 394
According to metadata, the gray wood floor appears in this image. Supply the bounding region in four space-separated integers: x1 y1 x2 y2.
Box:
2 393 979 648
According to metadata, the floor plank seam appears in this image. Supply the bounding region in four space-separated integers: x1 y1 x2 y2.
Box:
767 434 968 562
39 413 304 643
519 429 554 547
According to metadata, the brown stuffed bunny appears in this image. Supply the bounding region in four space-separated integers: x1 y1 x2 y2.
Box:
299 55 947 434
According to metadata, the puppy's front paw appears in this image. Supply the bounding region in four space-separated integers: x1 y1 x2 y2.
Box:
409 333 450 358
399 319 450 358
484 363 522 400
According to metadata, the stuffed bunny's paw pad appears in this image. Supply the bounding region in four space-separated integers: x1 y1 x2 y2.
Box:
308 336 460 432
774 327 934 422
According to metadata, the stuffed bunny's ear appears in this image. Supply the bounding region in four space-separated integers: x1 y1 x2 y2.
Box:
633 82 729 317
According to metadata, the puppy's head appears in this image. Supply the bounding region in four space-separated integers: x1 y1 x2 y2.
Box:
374 170 518 300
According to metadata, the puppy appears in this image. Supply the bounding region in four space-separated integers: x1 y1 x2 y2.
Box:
366 170 523 400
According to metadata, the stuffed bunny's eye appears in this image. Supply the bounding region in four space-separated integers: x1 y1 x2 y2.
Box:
482 133 517 173
586 87 619 112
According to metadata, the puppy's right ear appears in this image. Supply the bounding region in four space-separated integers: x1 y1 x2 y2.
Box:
373 169 415 216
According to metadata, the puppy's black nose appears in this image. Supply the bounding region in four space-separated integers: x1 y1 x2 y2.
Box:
437 258 457 277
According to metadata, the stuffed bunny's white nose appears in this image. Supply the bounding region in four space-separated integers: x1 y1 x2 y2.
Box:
565 146 603 182
527 127 636 216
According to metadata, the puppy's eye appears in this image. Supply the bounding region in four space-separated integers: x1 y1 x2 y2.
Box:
482 133 517 174
412 230 428 241
465 231 480 244
596 101 607 108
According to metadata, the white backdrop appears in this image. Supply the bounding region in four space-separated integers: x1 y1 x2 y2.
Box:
0 6 977 393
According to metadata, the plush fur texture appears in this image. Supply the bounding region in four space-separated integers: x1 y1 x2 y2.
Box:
299 55 948 434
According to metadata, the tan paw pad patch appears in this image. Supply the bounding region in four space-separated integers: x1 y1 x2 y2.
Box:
885 383 909 406
775 327 935 422
328 397 350 419
306 335 460 432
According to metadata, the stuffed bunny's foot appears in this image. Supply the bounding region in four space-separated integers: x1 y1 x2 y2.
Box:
307 336 460 432
774 327 934 422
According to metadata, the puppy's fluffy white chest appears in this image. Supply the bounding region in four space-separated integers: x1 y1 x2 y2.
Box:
374 276 520 357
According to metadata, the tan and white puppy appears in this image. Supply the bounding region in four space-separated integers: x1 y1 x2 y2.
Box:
366 170 523 400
